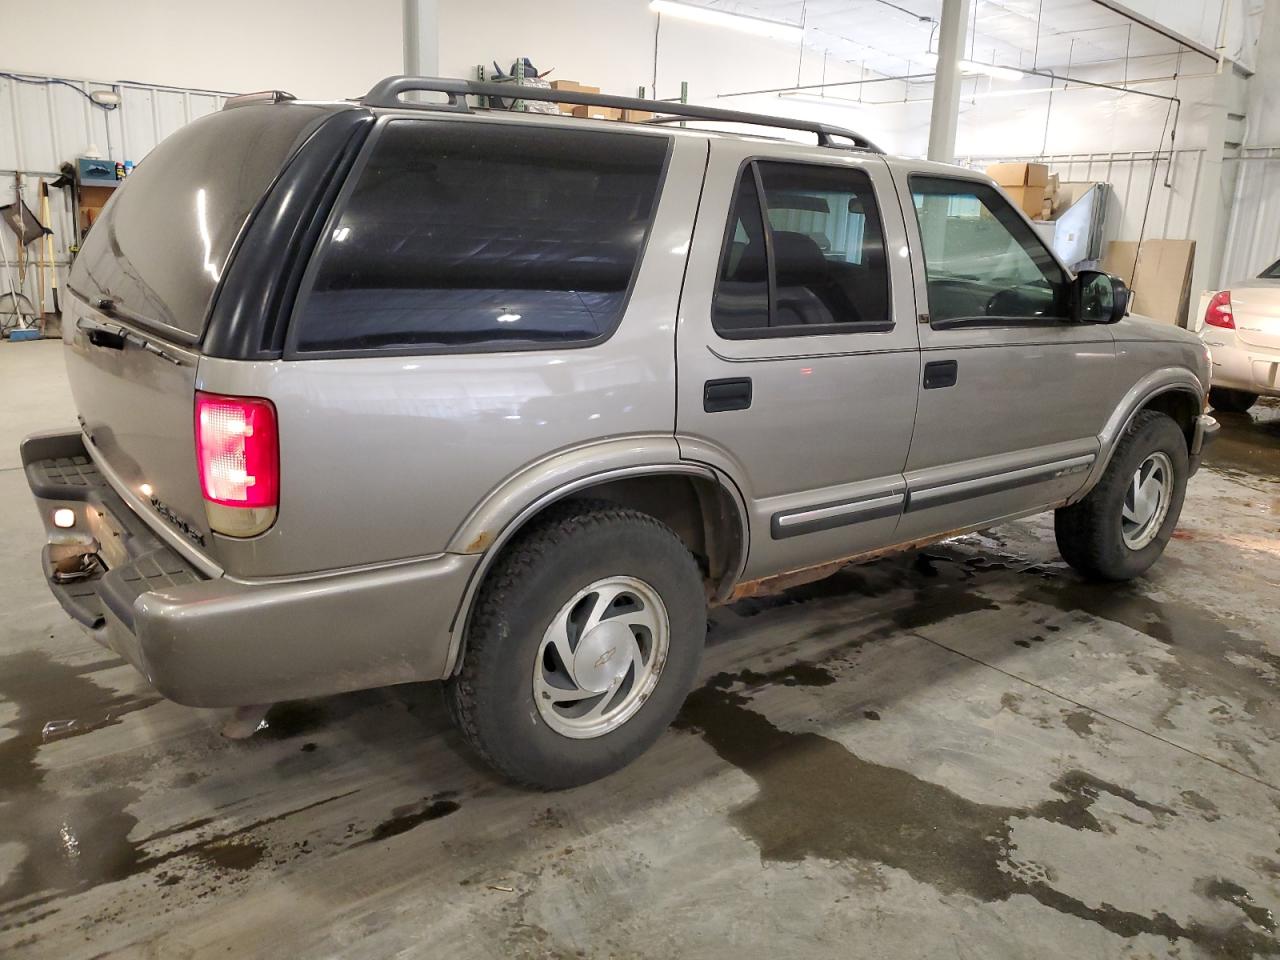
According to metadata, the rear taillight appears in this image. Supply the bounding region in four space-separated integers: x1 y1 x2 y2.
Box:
1204 290 1234 329
195 391 279 537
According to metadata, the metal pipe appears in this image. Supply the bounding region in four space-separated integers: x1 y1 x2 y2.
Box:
718 65 1189 105
717 72 939 98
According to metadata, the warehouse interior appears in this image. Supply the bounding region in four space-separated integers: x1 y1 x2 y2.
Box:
1 0 1279 957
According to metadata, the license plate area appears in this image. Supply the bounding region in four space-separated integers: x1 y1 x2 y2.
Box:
86 505 129 570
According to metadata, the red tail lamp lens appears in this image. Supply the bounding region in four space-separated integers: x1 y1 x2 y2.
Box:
1204 290 1234 329
194 392 279 509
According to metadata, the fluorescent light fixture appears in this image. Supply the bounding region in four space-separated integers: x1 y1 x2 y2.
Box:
971 84 1071 101
650 0 803 43
918 53 1024 82
960 60 1024 82
778 91 865 108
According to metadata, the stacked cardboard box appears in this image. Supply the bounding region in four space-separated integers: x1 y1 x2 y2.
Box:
1040 173 1060 221
550 79 599 115
985 162 1050 219
549 80 654 123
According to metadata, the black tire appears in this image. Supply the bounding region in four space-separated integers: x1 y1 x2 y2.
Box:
1054 410 1188 582
445 499 706 789
1209 387 1258 414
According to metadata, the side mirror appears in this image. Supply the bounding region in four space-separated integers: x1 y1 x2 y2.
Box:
1074 270 1128 324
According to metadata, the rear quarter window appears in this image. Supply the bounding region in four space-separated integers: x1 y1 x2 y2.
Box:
292 120 671 354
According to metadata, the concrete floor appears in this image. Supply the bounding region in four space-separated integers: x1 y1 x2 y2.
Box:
1 338 1278 959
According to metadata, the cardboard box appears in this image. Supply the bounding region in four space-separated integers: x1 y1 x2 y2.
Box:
986 162 1050 219
986 162 1050 189
1100 240 1139 286
551 80 601 114
1101 238 1197 327
571 104 622 121
1001 186 1046 219
550 80 600 94
619 109 655 122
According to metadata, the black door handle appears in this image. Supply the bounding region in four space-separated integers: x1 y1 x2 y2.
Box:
923 360 957 389
704 377 752 412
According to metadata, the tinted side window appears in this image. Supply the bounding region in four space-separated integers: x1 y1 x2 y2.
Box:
295 121 669 352
910 176 1069 326
1260 257 1280 280
712 161 891 337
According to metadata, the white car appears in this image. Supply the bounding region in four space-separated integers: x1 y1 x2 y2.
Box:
1195 257 1280 413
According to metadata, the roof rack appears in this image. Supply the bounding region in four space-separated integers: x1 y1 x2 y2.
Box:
360 76 883 153
223 89 297 110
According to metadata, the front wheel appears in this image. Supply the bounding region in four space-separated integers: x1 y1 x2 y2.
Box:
1209 387 1258 414
445 500 706 789
1054 410 1188 581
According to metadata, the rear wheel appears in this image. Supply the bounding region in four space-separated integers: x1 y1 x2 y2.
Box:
445 500 706 789
1209 387 1258 414
1054 410 1188 581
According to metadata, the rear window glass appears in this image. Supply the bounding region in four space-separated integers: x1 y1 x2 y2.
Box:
69 104 335 341
293 120 669 353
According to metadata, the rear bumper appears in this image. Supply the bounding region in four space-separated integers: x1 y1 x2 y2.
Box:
23 431 479 707
1202 337 1280 397
1189 413 1219 475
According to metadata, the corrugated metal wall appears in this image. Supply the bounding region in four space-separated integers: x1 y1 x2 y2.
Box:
0 71 228 319
1219 147 1280 283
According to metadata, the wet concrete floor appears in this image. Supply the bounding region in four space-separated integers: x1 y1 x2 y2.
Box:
1 339 1278 958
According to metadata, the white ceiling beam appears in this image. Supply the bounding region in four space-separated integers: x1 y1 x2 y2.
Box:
1086 0 1220 62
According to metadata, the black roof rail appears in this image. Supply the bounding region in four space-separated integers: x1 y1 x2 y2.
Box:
223 89 297 110
360 76 883 153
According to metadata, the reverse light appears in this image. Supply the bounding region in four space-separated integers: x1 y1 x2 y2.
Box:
1204 290 1234 329
195 391 279 537
53 508 75 529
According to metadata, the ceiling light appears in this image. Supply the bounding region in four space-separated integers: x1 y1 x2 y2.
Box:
89 89 121 107
649 1 803 43
918 53 1024 82
970 84 1072 101
778 91 865 108
960 60 1024 82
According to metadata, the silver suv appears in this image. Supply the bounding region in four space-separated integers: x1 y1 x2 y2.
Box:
24 77 1217 788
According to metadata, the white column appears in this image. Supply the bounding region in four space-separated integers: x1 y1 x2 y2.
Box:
927 0 971 163
402 0 439 77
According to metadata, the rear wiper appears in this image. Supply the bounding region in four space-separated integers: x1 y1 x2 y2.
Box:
77 317 185 366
